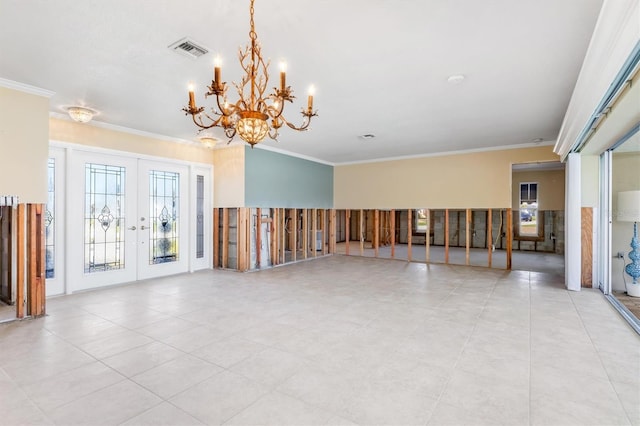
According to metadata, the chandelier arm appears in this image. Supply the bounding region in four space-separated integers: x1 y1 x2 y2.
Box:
268 127 280 141
279 109 317 131
191 113 225 130
265 93 287 119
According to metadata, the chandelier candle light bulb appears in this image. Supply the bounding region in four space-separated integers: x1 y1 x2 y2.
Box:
188 84 196 110
214 56 222 83
308 85 315 112
279 62 287 92
182 0 317 147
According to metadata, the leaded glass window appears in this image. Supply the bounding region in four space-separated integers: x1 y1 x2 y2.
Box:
149 170 180 264
196 175 204 259
85 163 126 273
45 158 55 278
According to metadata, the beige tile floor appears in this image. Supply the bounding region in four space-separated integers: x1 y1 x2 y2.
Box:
0 256 638 426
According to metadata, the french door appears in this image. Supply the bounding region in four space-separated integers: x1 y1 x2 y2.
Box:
137 160 189 280
62 148 209 293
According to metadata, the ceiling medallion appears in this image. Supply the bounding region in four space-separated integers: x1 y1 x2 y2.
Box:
182 0 317 147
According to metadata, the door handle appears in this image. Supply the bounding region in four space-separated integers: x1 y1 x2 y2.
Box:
140 225 148 230
127 226 136 230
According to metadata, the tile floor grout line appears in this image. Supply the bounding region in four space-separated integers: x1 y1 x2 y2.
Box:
422 273 501 426
567 289 636 426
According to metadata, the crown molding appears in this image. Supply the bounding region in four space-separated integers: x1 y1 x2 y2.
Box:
0 77 55 97
335 141 556 166
49 112 198 146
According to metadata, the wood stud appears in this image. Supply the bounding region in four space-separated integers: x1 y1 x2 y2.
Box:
487 209 493 268
390 209 395 259
16 204 25 319
466 208 471 266
407 209 412 262
211 206 518 273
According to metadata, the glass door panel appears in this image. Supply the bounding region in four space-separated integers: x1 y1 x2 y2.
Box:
137 160 189 279
67 151 137 291
45 148 66 296
191 166 212 271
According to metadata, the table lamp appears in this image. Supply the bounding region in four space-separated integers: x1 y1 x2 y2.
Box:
617 190 640 297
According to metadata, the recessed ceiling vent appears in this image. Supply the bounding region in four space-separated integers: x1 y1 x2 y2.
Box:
169 37 209 59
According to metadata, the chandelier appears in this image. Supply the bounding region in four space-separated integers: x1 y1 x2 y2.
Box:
182 0 317 147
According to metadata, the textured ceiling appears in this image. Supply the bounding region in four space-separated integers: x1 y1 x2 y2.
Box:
0 0 604 164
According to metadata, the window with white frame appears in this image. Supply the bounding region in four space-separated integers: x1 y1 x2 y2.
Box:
519 182 538 236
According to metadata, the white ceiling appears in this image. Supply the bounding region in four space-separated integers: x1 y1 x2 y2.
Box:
0 0 604 164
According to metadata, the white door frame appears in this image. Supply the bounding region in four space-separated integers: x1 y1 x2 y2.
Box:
46 147 66 296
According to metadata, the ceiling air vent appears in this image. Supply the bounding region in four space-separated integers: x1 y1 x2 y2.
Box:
168 37 209 59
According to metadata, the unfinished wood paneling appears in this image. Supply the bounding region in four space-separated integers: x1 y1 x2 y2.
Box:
27 204 45 317
213 208 220 268
16 204 25 319
237 208 249 271
281 208 286 264
581 207 593 287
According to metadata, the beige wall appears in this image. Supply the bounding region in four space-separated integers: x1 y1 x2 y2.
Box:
50 118 213 164
512 169 565 211
334 145 560 209
611 151 640 291
0 87 49 203
213 145 245 207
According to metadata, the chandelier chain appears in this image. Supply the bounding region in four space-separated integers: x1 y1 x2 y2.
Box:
249 0 257 41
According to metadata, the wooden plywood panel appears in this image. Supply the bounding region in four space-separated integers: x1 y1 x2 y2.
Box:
581 207 593 287
213 208 220 268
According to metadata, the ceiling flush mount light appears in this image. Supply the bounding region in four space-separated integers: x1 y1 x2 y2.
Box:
198 133 219 147
67 106 96 123
182 0 317 148
447 74 465 84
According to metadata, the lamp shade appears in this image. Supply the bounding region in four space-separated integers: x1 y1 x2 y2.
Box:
617 190 640 222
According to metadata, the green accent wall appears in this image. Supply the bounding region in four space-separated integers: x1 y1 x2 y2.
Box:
244 147 333 208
